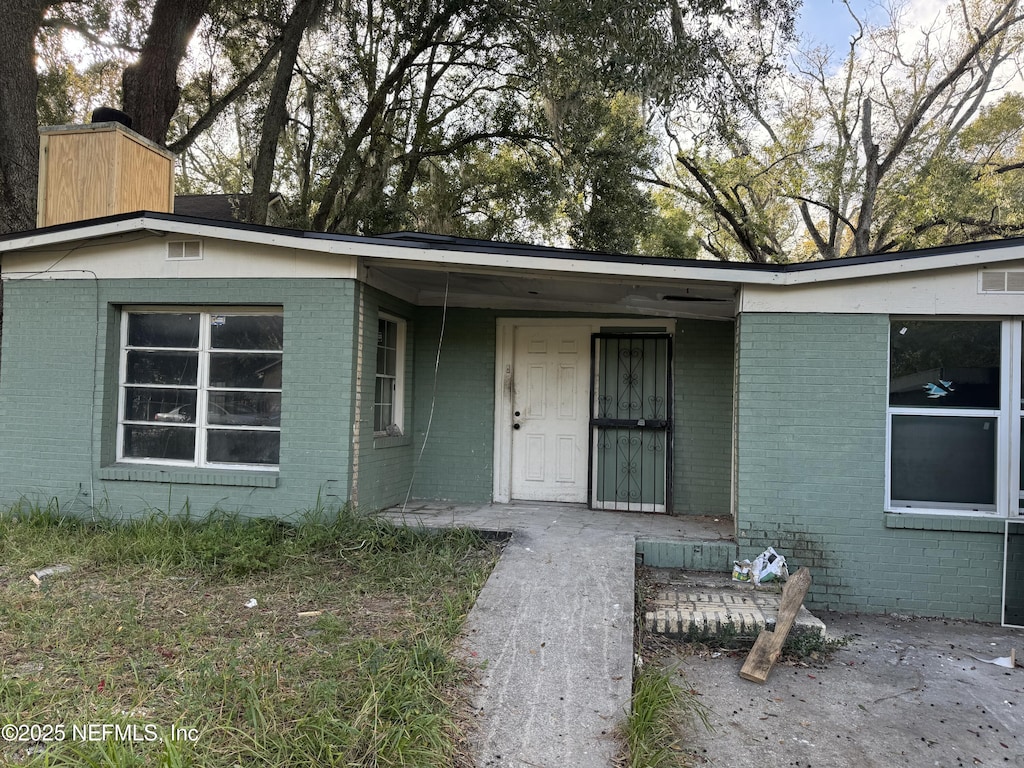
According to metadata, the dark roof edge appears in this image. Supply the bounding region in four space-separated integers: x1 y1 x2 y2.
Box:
780 236 1024 271
5 210 1024 273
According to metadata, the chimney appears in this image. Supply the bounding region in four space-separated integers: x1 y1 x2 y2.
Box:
36 110 175 228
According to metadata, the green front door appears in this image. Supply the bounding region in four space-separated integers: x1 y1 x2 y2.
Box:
590 334 672 512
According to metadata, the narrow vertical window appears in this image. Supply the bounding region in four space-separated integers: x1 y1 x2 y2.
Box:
374 315 405 434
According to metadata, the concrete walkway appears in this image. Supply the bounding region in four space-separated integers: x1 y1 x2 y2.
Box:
671 613 1024 768
464 523 634 767
381 502 735 768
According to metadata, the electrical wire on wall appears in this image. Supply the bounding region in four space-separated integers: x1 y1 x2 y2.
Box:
4 236 153 514
401 272 449 516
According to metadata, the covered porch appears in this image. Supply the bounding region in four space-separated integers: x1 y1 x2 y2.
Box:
358 239 741 518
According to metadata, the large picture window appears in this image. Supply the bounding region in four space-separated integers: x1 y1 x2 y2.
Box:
887 319 1004 513
119 309 283 469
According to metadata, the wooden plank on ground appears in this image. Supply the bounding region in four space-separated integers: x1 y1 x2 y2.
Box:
739 567 812 684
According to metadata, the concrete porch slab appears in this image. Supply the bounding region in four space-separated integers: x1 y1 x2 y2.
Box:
380 501 736 543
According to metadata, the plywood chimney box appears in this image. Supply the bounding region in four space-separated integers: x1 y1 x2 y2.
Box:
37 122 175 228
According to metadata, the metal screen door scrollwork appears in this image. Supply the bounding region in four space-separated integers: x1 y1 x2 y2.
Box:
590 334 672 512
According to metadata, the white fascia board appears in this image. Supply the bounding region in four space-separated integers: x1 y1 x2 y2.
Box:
0 219 775 284
360 254 780 285
0 216 156 252
361 243 1024 286
778 242 1024 286
7 215 1024 288
0 216 363 258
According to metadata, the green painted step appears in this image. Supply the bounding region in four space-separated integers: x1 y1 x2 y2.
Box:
635 539 738 571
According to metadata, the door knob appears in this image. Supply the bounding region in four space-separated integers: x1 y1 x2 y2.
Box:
513 423 521 430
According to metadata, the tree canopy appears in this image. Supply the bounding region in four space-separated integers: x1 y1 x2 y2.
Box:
661 0 1024 262
0 0 796 250
4 0 1024 264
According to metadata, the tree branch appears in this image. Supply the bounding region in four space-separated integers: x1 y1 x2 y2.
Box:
676 154 776 263
878 3 1024 179
39 18 140 53
167 36 285 155
875 214 1024 252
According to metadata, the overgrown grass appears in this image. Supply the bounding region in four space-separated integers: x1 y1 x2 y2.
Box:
0 500 499 767
621 666 711 768
780 629 851 661
621 568 712 768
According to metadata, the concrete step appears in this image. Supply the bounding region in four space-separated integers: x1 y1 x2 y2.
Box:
644 570 827 640
635 538 737 571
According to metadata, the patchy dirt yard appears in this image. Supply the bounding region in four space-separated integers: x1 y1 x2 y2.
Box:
0 511 498 767
664 612 1024 768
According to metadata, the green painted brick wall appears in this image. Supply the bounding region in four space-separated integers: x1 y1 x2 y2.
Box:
0 278 359 518
0 276 737 524
735 312 1006 621
635 539 736 570
351 285 417 511
0 280 97 501
674 320 733 516
403 311 735 514
409 307 497 502
1004 525 1024 625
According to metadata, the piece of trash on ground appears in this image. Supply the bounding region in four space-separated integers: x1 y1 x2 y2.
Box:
733 559 752 582
969 649 1017 668
244 598 258 609
739 567 812 684
29 564 71 585
297 610 323 618
752 547 789 584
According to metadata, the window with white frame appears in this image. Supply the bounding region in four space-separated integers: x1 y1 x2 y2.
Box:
119 309 283 469
374 315 405 434
887 319 1006 514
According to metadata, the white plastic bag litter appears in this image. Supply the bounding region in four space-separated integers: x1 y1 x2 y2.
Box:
751 547 789 584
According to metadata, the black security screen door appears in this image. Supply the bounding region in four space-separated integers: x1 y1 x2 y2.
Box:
590 334 672 512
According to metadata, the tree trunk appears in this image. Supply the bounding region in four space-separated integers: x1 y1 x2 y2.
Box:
0 0 48 235
855 98 878 257
121 0 212 145
249 0 322 226
0 0 53 379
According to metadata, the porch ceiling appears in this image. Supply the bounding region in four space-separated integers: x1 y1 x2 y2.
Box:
362 263 739 319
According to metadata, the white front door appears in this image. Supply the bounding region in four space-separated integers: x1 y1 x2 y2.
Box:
510 325 590 502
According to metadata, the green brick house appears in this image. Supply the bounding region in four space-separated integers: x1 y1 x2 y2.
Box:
3 122 1024 623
